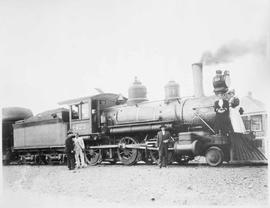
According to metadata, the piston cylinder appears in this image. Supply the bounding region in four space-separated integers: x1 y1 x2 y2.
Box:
174 140 198 155
174 132 200 155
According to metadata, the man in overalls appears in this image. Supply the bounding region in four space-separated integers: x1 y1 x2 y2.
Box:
74 133 87 168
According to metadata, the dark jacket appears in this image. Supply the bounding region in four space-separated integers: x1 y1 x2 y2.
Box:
214 99 229 116
65 135 75 154
156 131 171 149
214 99 232 134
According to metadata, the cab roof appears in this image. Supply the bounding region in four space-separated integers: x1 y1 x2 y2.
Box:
58 93 125 105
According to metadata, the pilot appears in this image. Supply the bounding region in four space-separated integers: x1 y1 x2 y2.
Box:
65 130 75 170
74 133 87 168
156 124 172 168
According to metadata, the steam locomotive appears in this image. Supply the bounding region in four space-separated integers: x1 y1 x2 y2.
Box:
2 63 243 166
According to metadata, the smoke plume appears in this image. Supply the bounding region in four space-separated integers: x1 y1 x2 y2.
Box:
201 39 266 65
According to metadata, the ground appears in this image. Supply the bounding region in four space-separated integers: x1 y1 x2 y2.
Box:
1 163 268 208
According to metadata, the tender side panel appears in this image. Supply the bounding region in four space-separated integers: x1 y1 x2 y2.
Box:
14 121 68 149
14 126 25 148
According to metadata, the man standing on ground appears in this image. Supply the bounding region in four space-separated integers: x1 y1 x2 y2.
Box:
65 130 75 170
156 124 172 168
74 133 87 168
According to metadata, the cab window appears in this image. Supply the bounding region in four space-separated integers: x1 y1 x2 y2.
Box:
71 105 79 120
81 103 90 119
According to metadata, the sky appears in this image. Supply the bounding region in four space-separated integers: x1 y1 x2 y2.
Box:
0 0 269 114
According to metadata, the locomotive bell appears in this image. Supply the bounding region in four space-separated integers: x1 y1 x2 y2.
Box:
127 77 148 106
164 80 180 101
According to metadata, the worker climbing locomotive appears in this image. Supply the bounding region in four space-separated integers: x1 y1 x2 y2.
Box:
3 63 267 166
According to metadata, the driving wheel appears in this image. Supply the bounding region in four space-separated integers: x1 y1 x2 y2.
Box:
117 137 138 165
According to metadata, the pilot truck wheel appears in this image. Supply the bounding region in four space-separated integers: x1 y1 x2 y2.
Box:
85 148 102 166
205 146 224 167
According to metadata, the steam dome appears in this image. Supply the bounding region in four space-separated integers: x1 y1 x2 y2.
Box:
164 80 180 100
127 77 147 105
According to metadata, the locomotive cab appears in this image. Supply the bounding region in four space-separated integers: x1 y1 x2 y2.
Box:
59 93 125 136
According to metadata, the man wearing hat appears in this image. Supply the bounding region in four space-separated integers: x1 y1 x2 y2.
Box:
156 124 172 168
65 130 75 170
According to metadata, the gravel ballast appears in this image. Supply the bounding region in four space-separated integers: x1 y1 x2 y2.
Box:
2 163 268 207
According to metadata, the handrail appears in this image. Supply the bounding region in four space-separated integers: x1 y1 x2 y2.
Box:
193 110 215 134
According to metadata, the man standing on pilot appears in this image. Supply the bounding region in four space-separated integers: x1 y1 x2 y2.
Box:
156 124 172 168
214 93 232 136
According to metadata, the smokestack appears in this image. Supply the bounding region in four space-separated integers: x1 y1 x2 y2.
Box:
192 63 204 97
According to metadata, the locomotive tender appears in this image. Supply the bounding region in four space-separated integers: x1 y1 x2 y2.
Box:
12 108 69 164
6 63 238 166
